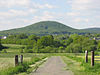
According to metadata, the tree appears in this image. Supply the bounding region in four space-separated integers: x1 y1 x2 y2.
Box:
97 42 100 51
59 46 64 53
16 34 28 39
65 43 82 53
39 46 55 53
65 44 73 53
65 38 73 46
0 39 3 51
24 45 33 53
37 35 54 48
72 44 82 53
28 35 40 41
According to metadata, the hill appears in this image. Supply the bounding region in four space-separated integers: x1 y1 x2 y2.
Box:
0 21 100 36
81 28 100 33
0 21 78 35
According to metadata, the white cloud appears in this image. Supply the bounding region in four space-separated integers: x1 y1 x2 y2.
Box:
69 0 92 10
66 12 80 16
31 3 56 9
0 8 37 19
74 18 81 22
63 0 100 29
0 0 100 31
9 10 28 16
74 18 89 23
0 0 55 9
0 18 34 31
44 4 54 9
0 0 30 8
84 19 89 22
69 0 100 12
33 11 55 22
0 0 57 31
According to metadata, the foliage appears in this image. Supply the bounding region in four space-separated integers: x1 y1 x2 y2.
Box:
19 49 24 53
38 46 57 53
62 54 100 75
0 39 3 51
1 33 99 53
0 55 46 75
0 21 78 35
1 49 7 53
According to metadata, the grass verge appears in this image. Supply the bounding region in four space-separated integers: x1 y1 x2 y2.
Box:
62 54 100 75
0 55 47 75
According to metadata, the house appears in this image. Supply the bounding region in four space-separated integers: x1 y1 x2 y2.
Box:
93 37 100 40
0 36 7 39
93 37 96 40
2 36 7 39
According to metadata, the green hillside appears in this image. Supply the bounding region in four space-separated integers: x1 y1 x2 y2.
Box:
0 21 78 35
81 28 100 33
0 21 100 36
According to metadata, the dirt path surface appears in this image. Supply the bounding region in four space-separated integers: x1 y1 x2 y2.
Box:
31 56 73 75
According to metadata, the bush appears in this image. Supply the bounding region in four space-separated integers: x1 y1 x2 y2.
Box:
65 46 71 53
19 49 24 53
59 46 64 53
94 51 99 55
2 49 7 53
24 49 33 53
24 45 33 53
0 55 46 75
0 63 29 75
39 46 56 53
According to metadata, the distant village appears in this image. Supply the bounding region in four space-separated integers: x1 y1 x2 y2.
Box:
0 35 100 41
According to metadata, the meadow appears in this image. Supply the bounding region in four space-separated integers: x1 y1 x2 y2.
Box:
0 44 33 70
0 44 47 75
62 53 100 75
1 44 100 75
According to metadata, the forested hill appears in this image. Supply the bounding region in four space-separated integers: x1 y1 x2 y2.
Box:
0 21 100 36
81 28 100 33
0 21 78 35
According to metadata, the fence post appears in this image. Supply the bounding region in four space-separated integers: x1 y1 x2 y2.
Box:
20 55 23 64
85 50 88 63
15 55 18 66
91 51 94 66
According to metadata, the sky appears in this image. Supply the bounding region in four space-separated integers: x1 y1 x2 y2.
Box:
0 0 100 31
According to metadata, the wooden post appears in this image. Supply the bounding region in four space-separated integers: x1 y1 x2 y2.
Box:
20 55 23 64
91 51 94 66
15 55 18 66
85 50 88 63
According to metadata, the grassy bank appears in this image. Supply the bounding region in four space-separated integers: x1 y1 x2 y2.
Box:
0 44 47 75
62 54 100 75
0 55 47 75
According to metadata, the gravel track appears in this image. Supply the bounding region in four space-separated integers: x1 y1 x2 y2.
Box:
31 56 73 75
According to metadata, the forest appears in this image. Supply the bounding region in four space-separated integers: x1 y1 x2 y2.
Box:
1 33 100 53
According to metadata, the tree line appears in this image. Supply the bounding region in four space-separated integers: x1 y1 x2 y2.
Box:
0 39 3 51
1 33 100 53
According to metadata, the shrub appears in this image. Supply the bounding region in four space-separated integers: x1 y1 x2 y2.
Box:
24 49 33 53
2 49 7 53
19 49 24 53
0 63 29 75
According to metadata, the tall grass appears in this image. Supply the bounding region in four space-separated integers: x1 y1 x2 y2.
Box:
0 55 46 75
65 53 100 74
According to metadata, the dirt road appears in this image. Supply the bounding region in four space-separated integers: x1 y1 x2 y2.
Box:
31 56 73 75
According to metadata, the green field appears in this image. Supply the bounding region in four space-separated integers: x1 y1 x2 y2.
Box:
62 53 100 75
2 44 25 53
0 44 100 75
0 44 33 71
0 44 47 75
